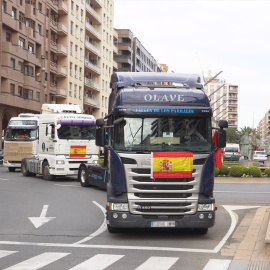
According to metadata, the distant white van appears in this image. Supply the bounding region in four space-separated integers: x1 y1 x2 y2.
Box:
223 143 240 161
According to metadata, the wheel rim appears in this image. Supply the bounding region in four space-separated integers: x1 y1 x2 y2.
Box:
80 168 86 183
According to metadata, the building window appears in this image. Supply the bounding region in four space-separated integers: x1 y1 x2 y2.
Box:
28 43 34 54
38 2 42 12
70 21 74 35
18 86 23 97
75 45 78 57
80 48 83 60
37 24 42 35
74 84 77 97
2 1 6 12
80 28 83 40
18 38 25 49
76 5 79 18
75 25 78 38
70 42 73 55
36 91 40 101
18 62 23 73
71 1 74 14
12 8 17 19
70 62 72 76
6 32 11 42
10 84 15 95
79 67 82 79
10 58 15 69
75 65 77 77
28 90 33 100
81 9 83 22
69 83 72 96
79 86 82 99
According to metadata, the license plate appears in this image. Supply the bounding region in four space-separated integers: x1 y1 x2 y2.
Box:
151 221 175 228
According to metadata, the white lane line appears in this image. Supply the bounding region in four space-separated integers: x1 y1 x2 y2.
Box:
0 178 9 181
135 256 179 270
70 254 124 270
73 201 107 245
0 205 261 254
4 252 69 270
203 259 231 270
0 250 17 259
54 184 80 187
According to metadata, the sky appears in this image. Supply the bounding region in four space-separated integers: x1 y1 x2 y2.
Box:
113 0 270 130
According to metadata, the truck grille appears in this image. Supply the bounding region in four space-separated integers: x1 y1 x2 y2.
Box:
122 154 206 216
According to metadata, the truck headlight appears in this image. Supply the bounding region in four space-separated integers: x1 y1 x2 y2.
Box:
92 160 98 164
56 160 65 165
198 203 214 211
109 203 129 211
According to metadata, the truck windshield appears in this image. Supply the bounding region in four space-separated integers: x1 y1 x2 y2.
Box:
113 117 212 152
5 128 38 141
57 125 96 140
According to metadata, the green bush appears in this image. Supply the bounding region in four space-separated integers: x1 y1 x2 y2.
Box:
230 165 243 177
264 168 270 177
215 167 220 177
241 166 249 175
249 166 261 177
219 164 229 175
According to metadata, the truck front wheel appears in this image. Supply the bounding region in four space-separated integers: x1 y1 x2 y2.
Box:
42 161 56 181
78 166 89 187
22 160 31 176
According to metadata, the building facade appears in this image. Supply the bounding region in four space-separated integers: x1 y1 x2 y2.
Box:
257 111 270 141
0 0 115 147
204 72 238 128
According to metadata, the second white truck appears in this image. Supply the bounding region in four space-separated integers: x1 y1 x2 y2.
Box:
21 104 99 180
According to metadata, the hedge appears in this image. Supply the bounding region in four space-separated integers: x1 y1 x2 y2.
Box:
230 165 243 177
219 164 229 175
248 166 262 177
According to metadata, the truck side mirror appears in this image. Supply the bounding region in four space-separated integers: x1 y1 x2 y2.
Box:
96 127 105 147
96 118 104 127
217 129 226 148
218 120 228 129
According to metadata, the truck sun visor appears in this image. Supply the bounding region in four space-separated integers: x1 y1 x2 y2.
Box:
57 119 96 126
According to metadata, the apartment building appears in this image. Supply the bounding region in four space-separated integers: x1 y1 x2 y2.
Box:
204 72 238 128
114 29 159 73
0 0 115 146
257 111 270 141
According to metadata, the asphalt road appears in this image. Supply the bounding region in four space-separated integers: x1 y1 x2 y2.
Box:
0 166 269 270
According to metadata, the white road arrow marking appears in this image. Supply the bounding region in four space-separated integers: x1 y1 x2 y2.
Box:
28 205 55 228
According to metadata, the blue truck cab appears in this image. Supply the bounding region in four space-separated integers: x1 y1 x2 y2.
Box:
95 72 227 233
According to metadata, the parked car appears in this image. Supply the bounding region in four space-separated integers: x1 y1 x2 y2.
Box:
253 150 267 163
0 149 4 164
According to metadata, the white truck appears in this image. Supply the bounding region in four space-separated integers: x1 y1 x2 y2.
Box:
3 113 39 172
21 104 99 180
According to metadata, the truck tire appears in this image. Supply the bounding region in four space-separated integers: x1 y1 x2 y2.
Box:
195 228 208 235
78 165 89 187
42 161 56 181
8 167 16 172
21 160 31 177
107 224 121 233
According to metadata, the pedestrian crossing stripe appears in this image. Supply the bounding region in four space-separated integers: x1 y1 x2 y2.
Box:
0 250 232 270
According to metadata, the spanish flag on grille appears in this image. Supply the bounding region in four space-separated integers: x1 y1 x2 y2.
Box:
151 152 193 179
70 145 86 158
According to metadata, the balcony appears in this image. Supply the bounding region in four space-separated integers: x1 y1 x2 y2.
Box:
113 29 118 40
113 60 118 70
118 42 132 52
115 55 132 64
1 66 24 83
25 4 36 19
57 44 67 56
0 92 41 112
84 96 100 108
58 22 68 35
113 44 118 54
50 19 58 31
57 66 67 77
2 12 18 30
86 3 102 24
49 0 59 12
58 0 68 14
50 61 58 74
23 76 40 90
84 77 100 92
85 60 101 75
85 22 101 40
85 40 101 57
91 0 102 8
52 87 67 98
50 40 58 52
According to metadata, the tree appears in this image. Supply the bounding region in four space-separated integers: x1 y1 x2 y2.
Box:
225 127 241 143
239 126 259 140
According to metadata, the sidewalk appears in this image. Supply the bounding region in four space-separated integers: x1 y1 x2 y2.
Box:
215 177 270 184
